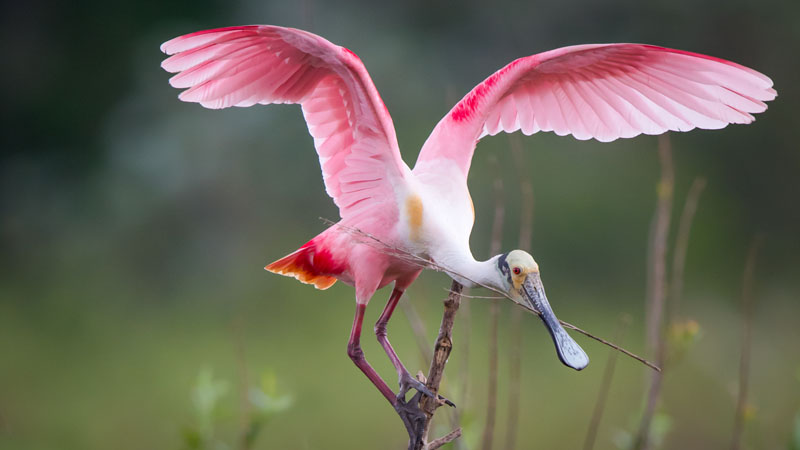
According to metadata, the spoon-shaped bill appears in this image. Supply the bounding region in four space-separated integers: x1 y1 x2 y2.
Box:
522 273 589 371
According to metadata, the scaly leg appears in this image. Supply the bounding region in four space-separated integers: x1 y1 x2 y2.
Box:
375 288 454 406
373 288 455 448
347 302 396 404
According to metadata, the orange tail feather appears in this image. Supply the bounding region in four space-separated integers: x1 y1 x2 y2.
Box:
265 244 338 290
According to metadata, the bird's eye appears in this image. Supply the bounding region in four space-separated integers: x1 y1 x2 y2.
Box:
512 267 521 275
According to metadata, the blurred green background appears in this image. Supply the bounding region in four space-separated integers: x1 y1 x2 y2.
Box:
1 0 799 449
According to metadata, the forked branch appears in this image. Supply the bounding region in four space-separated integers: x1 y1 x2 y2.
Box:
413 280 465 450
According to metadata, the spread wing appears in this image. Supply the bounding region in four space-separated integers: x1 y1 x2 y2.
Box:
415 44 776 177
161 25 411 220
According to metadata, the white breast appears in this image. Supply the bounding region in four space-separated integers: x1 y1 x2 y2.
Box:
405 158 475 258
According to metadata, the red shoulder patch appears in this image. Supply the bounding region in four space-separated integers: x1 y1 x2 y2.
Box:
342 47 361 60
450 58 522 122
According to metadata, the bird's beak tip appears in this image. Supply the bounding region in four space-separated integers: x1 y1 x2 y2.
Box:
522 276 589 371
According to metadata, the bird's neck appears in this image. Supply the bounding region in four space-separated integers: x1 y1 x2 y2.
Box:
437 251 502 290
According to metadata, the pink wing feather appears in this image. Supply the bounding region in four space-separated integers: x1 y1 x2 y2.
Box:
161 26 411 220
415 44 776 177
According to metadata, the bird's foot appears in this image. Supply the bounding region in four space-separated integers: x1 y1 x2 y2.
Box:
397 371 455 408
395 391 426 450
394 372 455 449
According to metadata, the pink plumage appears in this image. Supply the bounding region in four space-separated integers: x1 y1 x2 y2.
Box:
161 25 775 442
162 26 411 224
418 43 776 176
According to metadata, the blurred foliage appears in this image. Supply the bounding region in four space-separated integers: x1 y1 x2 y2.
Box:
181 368 291 450
1 0 799 449
615 412 673 450
666 319 702 365
791 412 800 450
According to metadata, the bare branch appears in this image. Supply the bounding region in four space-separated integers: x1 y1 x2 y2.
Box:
509 135 534 251
669 177 706 320
481 156 505 450
443 289 504 299
583 314 631 450
505 307 523 449
414 281 465 450
731 235 763 450
428 428 463 450
645 134 674 355
636 135 674 450
506 134 534 450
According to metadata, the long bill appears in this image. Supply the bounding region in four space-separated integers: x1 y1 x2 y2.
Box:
522 272 590 371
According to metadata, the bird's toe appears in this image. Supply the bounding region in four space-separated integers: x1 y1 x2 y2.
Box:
398 372 455 408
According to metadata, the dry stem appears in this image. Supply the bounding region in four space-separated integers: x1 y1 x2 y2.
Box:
645 135 674 355
505 134 533 449
583 314 631 450
429 428 463 450
669 177 707 320
731 235 763 450
481 157 505 450
634 135 674 450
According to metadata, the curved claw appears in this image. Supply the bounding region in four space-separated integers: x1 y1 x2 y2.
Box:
398 371 455 407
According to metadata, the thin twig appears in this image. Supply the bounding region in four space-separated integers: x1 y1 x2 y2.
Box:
505 132 533 450
645 135 674 355
416 281 465 450
505 304 523 449
583 314 632 450
668 177 706 320
635 135 674 450
731 235 763 450
559 317 660 372
319 217 660 371
429 427 463 450
443 289 504 299
481 156 505 450
635 174 705 450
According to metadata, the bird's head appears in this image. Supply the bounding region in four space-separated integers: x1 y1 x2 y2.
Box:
493 249 590 371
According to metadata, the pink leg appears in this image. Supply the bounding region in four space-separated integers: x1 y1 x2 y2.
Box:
374 288 411 377
347 302 397 405
374 288 455 406
349 284 452 448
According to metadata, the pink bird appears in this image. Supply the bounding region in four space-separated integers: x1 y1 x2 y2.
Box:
160 25 775 442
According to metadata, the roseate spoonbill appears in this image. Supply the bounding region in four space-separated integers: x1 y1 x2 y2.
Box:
160 25 775 436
